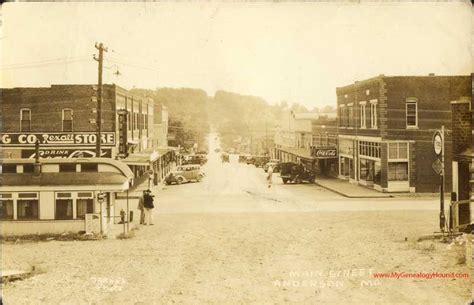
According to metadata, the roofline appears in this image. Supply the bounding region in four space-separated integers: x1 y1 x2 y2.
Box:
0 157 134 179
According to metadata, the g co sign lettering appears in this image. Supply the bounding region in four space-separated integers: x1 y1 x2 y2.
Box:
311 147 338 159
0 132 115 147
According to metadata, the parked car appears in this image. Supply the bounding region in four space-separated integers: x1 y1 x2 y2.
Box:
279 162 315 184
245 155 255 165
239 154 250 163
183 154 207 165
221 153 230 163
165 165 205 185
263 160 281 173
254 156 270 168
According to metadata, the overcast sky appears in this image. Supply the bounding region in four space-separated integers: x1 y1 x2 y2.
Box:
1 2 471 108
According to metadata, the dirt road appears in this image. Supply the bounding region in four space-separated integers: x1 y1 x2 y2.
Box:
1 136 470 304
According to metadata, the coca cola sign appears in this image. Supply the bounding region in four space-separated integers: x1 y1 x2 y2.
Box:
311 147 338 158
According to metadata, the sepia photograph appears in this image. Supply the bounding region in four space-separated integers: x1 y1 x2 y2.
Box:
0 1 473 304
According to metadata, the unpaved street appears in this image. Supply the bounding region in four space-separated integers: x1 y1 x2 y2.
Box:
1 136 470 304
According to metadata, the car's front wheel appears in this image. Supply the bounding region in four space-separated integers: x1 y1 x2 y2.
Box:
196 175 203 182
177 177 184 185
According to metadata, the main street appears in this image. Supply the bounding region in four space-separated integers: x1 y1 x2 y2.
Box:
1 134 470 305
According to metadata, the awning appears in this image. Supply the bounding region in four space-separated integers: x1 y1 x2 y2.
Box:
277 146 313 160
1 172 129 191
121 150 160 165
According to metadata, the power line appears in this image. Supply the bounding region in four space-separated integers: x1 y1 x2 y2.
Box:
1 55 91 69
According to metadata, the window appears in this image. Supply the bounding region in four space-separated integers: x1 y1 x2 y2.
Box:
80 163 98 172
59 164 76 172
348 106 354 127
370 101 377 128
388 162 408 181
360 103 366 128
0 200 14 220
55 199 73 220
62 109 73 132
20 108 31 132
77 199 93 219
1 164 16 173
339 106 347 127
359 141 381 158
17 199 39 219
388 142 408 160
23 164 34 173
406 99 418 128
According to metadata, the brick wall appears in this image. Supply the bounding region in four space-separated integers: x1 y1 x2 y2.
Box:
451 101 472 160
1 85 117 133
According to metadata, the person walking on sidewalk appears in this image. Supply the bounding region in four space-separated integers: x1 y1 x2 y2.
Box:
143 189 155 225
138 191 146 225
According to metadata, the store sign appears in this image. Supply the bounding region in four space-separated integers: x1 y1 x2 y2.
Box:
0 132 115 147
22 148 112 159
117 110 129 157
311 147 338 159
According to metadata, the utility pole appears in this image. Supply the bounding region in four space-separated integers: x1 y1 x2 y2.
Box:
94 42 108 157
440 125 446 232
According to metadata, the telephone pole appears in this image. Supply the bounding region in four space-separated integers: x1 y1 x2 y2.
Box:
94 42 108 157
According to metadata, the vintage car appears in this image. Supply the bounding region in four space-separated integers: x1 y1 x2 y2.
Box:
165 165 205 185
263 160 281 173
279 162 315 184
238 154 250 163
182 154 207 165
254 156 270 168
221 153 230 163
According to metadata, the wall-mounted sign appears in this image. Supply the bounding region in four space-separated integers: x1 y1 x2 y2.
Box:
0 132 115 147
117 110 129 157
311 147 338 159
21 148 112 159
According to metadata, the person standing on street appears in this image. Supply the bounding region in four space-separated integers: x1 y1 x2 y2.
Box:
138 191 146 225
143 189 155 225
267 165 274 188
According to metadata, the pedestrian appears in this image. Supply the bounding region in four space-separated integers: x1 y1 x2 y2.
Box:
267 165 273 188
143 189 155 225
138 190 146 225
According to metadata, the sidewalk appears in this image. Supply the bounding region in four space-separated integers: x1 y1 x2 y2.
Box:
315 177 393 198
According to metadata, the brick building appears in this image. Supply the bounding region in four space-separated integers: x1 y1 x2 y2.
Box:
450 98 472 231
273 112 338 176
336 74 471 193
0 84 176 180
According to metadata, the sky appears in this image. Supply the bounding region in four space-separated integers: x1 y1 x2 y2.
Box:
1 2 472 109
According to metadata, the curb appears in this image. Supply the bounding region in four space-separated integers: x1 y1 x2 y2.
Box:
315 182 393 199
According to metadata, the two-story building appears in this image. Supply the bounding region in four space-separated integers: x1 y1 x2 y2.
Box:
336 74 471 193
274 111 339 175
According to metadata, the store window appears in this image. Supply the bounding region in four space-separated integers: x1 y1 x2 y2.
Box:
62 109 73 132
388 162 408 181
55 193 73 220
406 99 418 128
17 193 39 219
360 159 375 182
77 193 94 219
20 108 31 132
0 199 14 220
359 141 381 158
388 142 408 160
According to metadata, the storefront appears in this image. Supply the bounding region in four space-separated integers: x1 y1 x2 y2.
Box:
0 158 134 236
338 136 411 192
